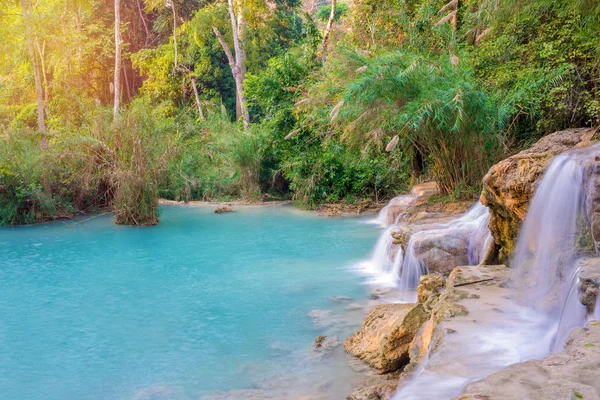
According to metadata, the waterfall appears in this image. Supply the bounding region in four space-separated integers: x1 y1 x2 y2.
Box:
370 225 396 272
363 198 491 296
371 194 416 226
355 225 402 286
397 234 425 301
511 144 600 350
389 146 600 399
397 202 491 295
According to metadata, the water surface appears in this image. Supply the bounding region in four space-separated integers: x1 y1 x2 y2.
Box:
0 205 380 400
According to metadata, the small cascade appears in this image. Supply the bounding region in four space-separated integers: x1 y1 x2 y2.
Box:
397 234 425 300
552 268 587 352
390 145 600 399
397 202 492 294
356 225 402 286
369 225 396 272
464 205 493 265
511 144 600 350
362 199 492 297
371 194 416 226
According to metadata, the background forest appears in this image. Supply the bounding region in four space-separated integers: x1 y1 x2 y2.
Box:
1 0 599 225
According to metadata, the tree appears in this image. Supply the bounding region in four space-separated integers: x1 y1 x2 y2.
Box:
321 0 336 55
114 0 122 118
213 0 250 128
19 0 47 149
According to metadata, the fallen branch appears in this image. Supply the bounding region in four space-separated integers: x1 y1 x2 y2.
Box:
453 278 494 287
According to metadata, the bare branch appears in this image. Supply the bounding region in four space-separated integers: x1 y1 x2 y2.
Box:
438 0 458 14
435 10 457 26
475 28 491 44
212 26 236 73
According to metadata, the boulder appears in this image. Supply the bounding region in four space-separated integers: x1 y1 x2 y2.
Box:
456 321 600 400
384 196 415 225
578 258 600 315
417 274 446 305
344 303 429 373
382 182 441 225
392 225 470 276
413 233 470 276
346 382 396 400
481 128 597 263
411 181 440 200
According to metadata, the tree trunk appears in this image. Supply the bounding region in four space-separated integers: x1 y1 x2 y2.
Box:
20 0 47 150
171 1 178 69
136 0 150 46
190 77 205 121
321 0 337 55
113 0 121 119
35 40 49 116
213 0 250 129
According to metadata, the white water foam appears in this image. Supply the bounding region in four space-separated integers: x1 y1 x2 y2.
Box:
369 194 416 227
357 201 491 298
397 202 491 296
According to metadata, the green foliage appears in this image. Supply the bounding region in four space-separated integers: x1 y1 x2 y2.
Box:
11 104 38 130
0 137 72 225
280 140 408 208
2 0 600 222
469 0 600 138
316 3 349 22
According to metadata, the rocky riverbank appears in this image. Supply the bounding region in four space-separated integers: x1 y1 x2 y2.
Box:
344 128 600 399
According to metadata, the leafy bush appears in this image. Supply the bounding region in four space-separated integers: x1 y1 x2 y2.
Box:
316 3 349 22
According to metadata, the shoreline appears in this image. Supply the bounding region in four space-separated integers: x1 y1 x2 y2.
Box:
158 199 293 208
159 198 387 217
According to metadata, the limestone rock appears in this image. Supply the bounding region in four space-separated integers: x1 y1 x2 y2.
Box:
578 258 600 315
344 303 429 373
481 128 596 263
417 274 446 305
214 206 234 213
311 335 340 356
383 196 415 226
382 182 441 225
411 181 440 200
457 321 600 400
346 382 396 400
404 265 508 373
390 215 473 277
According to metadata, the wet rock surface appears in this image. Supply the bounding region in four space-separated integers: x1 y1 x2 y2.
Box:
389 205 489 277
481 128 597 263
578 258 600 315
344 303 429 374
457 321 600 400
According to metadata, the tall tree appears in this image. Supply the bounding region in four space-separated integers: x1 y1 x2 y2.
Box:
19 0 47 149
213 0 250 128
114 0 122 118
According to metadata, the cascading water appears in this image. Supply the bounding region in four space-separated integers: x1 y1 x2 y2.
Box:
511 145 600 350
390 145 600 400
552 267 588 352
397 202 492 297
362 199 491 296
371 194 416 226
